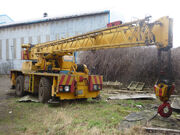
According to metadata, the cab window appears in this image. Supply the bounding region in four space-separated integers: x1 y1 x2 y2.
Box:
63 55 74 62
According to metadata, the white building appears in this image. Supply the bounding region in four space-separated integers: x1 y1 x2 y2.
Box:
0 11 110 73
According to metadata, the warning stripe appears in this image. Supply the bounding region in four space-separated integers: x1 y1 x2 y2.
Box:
59 75 103 92
89 75 103 91
59 75 65 85
94 76 98 84
71 80 76 92
66 75 71 85
59 75 75 85
99 76 102 84
97 76 100 84
59 74 76 93
89 75 103 84
69 77 73 84
62 75 68 85
91 76 94 84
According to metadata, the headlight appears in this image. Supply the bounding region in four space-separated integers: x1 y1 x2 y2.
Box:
59 86 63 92
93 85 98 90
64 86 70 92
98 85 101 90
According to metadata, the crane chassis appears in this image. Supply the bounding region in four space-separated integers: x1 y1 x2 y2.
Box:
10 16 174 117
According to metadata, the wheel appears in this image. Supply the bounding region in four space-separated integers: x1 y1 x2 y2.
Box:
92 95 101 100
38 77 51 103
15 75 24 96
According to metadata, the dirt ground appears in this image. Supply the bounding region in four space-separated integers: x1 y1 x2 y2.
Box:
0 75 14 114
0 75 16 134
0 75 180 135
0 75 12 100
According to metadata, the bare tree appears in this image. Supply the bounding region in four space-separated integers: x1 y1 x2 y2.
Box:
79 47 178 88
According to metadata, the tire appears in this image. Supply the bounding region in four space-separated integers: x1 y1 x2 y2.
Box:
38 77 51 103
92 95 101 100
15 75 24 96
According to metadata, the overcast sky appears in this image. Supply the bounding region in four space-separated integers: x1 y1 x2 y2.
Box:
0 0 179 47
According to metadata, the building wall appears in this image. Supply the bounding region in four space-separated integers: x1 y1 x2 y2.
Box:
0 13 109 73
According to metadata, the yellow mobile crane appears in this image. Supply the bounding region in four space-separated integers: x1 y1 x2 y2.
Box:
10 16 174 117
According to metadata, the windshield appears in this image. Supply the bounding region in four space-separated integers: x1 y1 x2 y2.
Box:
63 55 74 62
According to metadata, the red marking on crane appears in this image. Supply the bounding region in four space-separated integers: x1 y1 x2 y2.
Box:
99 76 102 84
88 76 93 91
66 75 71 85
79 76 84 82
71 80 76 92
26 50 29 59
107 21 122 27
59 75 65 85
94 76 97 84
159 88 162 96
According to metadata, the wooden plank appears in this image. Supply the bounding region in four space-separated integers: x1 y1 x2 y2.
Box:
102 89 150 94
127 81 145 91
143 127 180 134
108 94 156 100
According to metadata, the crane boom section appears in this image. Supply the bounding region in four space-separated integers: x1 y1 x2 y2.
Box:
22 16 172 60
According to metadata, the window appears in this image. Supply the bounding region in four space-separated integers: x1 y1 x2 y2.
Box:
46 35 50 42
21 37 24 45
37 36 41 43
56 33 59 40
63 55 74 62
28 36 32 44
6 39 9 60
13 38 16 59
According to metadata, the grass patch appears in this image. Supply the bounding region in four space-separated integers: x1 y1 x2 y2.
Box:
0 95 160 135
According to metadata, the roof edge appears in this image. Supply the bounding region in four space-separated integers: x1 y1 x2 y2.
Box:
0 10 110 29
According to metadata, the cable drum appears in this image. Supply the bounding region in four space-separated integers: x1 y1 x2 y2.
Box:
158 102 172 118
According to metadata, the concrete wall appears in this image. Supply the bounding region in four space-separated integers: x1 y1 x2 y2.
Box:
0 13 109 73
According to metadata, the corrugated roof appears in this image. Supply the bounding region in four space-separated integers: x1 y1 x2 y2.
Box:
0 10 110 28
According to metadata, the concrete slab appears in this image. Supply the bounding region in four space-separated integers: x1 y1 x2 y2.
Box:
17 95 39 103
108 93 156 100
171 97 180 110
